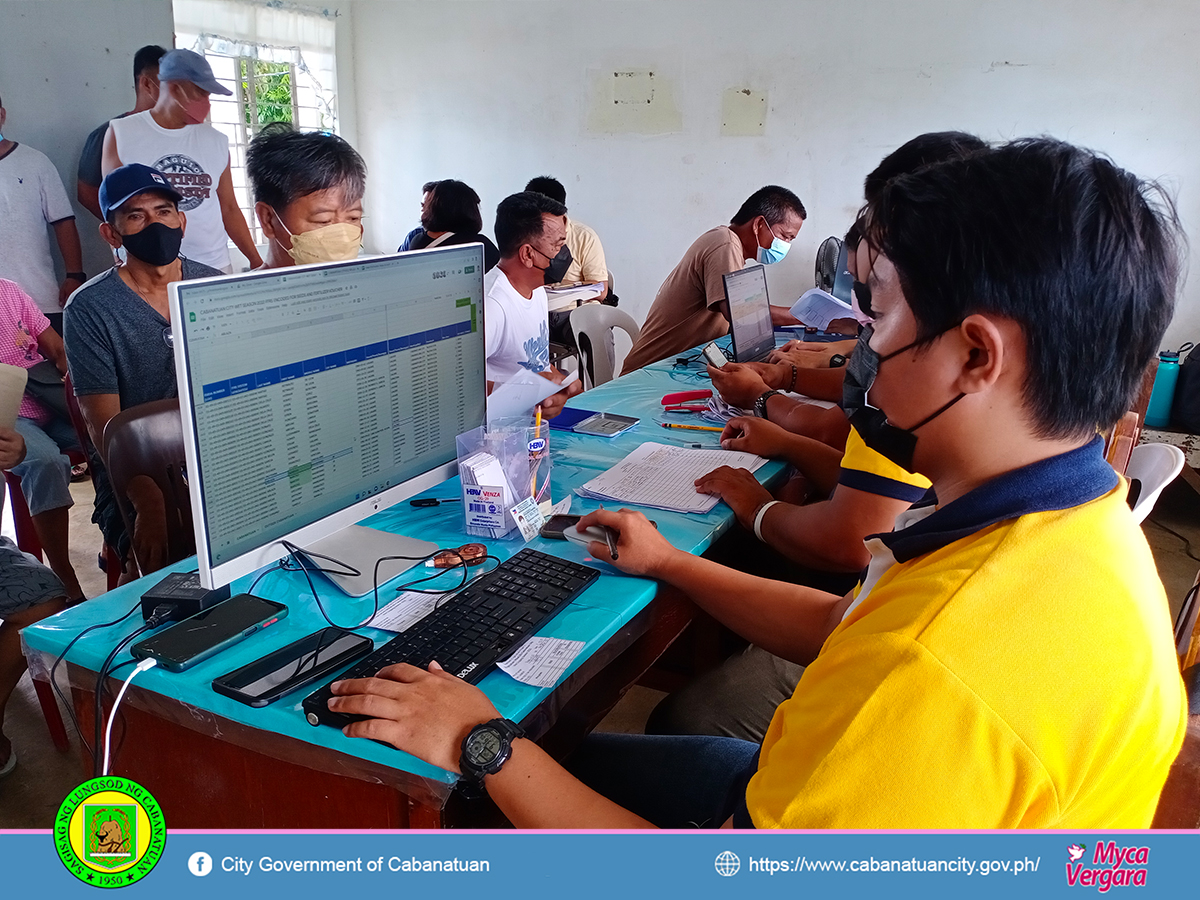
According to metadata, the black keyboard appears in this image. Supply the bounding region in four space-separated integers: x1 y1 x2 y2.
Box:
302 548 599 729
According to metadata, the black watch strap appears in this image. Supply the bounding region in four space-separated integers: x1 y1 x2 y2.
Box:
65 271 87 281
754 390 781 421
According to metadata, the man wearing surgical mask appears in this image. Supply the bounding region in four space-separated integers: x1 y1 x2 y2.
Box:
246 125 367 269
485 191 582 419
101 48 263 273
64 164 225 584
621 185 805 374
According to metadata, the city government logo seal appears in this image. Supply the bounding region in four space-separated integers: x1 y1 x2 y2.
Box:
54 777 165 887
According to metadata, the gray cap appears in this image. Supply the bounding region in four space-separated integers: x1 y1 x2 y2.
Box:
157 49 232 96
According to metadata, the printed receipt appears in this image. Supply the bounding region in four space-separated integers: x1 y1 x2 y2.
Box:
366 590 451 632
497 636 586 688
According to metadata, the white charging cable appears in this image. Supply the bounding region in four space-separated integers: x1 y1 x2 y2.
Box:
101 657 157 777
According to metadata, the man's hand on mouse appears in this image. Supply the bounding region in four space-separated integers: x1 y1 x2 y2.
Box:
575 508 680 578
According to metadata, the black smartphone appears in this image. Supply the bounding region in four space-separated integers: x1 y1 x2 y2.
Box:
131 594 288 672
212 627 373 708
539 514 582 540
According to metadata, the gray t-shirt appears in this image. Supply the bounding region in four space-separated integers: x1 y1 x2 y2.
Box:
64 259 221 407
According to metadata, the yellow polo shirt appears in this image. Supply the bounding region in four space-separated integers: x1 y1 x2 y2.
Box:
741 438 1187 828
839 426 932 502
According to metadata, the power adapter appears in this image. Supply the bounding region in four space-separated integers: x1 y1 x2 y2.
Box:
140 571 230 623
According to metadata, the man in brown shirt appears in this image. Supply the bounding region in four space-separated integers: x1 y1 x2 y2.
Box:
621 186 806 373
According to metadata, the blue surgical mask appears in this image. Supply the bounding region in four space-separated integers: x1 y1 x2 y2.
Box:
756 219 790 265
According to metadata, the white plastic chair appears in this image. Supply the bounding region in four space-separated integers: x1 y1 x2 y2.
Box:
570 303 641 389
1126 442 1186 524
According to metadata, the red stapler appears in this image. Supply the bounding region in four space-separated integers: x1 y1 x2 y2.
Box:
661 389 713 413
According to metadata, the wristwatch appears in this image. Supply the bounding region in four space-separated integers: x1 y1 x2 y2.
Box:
458 718 524 796
65 271 87 282
829 354 847 368
754 390 781 421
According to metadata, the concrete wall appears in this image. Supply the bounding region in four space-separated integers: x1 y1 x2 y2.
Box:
346 0 1200 349
0 0 176 279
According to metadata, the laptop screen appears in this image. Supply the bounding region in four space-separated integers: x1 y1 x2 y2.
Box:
724 264 775 362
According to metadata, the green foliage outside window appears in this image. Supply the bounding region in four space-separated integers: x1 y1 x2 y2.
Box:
240 59 294 130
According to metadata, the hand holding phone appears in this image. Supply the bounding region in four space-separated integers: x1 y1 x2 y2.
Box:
702 342 728 368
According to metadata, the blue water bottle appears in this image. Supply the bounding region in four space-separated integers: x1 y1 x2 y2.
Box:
1146 350 1182 428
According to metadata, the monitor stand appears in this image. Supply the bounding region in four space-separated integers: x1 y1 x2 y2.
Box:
300 524 440 598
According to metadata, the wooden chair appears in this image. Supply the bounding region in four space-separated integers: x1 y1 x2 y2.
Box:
102 399 194 577
1152 569 1200 827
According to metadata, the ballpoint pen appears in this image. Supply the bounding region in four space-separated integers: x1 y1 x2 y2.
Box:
598 503 619 561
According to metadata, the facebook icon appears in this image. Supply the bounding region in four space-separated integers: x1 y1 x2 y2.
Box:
188 852 213 877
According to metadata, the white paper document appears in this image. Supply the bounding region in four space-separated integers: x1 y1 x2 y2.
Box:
575 442 766 514
497 636 586 688
486 369 580 426
545 282 605 311
789 288 855 331
0 363 28 429
367 590 449 633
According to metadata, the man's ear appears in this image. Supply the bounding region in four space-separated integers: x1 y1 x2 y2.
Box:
178 210 187 239
953 313 1010 394
99 221 122 251
255 202 277 243
516 243 535 269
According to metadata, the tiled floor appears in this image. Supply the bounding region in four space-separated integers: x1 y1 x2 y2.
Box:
2 475 1197 826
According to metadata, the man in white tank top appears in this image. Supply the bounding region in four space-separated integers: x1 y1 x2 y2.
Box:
101 49 262 272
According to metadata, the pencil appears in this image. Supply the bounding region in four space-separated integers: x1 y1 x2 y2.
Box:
660 422 723 433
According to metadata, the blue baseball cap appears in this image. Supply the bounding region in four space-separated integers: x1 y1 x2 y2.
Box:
99 164 184 220
157 48 232 96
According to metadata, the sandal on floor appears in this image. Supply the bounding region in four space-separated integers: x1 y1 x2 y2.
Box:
0 745 16 779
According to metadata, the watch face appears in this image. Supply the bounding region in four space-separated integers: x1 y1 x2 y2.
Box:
465 729 502 766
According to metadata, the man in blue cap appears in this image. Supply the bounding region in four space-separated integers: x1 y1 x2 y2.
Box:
100 48 262 272
64 163 223 582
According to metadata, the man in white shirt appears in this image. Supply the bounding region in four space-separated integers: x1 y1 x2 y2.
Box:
485 191 582 417
0 92 86 333
101 48 262 272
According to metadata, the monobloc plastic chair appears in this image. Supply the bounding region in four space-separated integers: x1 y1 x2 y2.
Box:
570 303 641 389
1126 443 1186 524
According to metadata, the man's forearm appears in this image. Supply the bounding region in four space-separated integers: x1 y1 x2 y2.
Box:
776 432 844 495
52 219 84 271
655 551 843 665
759 500 869 572
222 204 262 268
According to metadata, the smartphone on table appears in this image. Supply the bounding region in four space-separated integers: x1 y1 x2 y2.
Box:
131 594 288 672
539 514 582 540
212 627 373 707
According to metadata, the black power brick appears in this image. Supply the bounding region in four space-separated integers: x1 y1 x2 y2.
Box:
140 571 230 623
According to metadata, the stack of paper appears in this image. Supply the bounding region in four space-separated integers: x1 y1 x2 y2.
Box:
0 363 28 429
575 442 766 514
546 282 605 311
460 450 516 538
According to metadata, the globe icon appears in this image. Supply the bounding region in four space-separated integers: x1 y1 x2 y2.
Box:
714 850 740 877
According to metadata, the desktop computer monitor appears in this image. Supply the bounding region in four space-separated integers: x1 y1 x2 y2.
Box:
724 264 774 362
170 245 487 592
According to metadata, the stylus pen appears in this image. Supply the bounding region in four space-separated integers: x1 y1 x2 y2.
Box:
409 497 462 507
660 422 723 433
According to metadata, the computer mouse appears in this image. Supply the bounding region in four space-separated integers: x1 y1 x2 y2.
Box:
562 523 614 549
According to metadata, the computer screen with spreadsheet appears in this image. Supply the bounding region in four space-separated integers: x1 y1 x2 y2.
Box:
724 264 775 362
170 245 486 589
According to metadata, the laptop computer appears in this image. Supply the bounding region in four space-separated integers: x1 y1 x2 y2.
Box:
723 264 775 362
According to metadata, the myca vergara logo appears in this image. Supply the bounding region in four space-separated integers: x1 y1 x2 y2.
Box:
54 777 165 888
1065 841 1149 892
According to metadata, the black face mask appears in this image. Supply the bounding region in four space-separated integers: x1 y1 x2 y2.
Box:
120 221 183 267
841 325 965 472
536 245 572 285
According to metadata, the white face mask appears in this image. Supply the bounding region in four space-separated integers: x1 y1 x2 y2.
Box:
272 209 363 265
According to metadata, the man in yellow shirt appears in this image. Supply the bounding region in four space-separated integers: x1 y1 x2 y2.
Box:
325 138 1186 829
525 176 609 296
